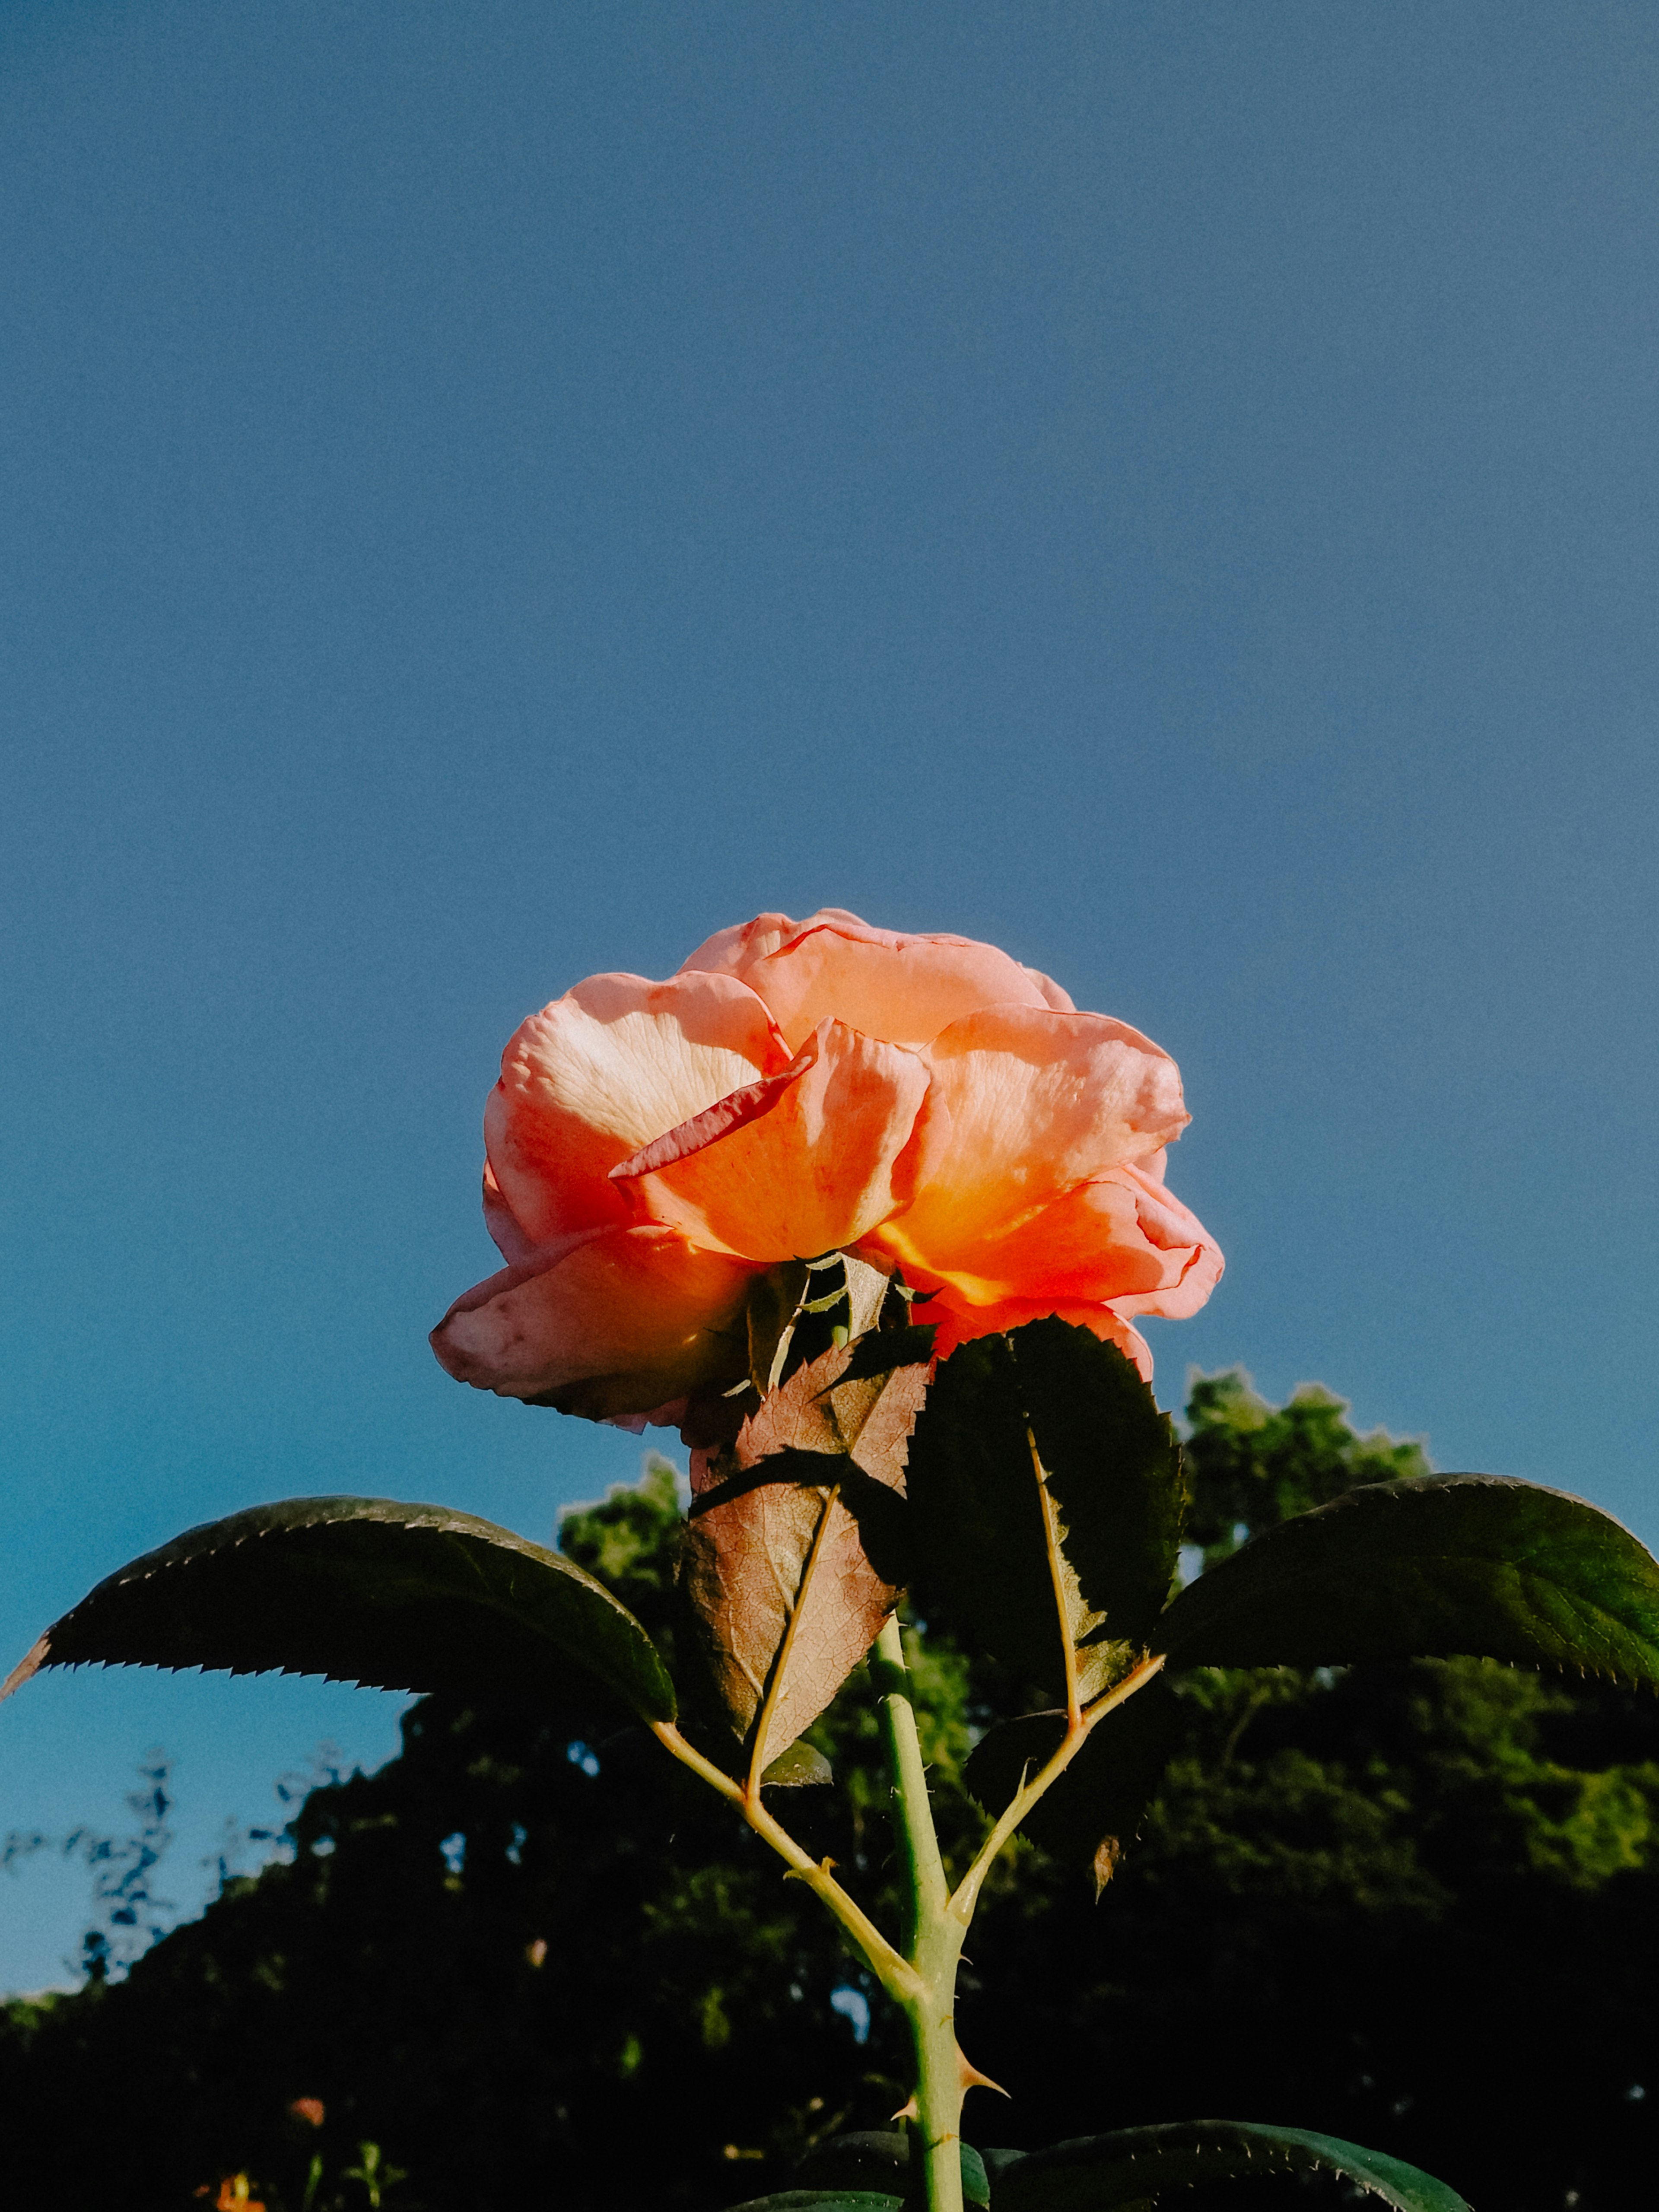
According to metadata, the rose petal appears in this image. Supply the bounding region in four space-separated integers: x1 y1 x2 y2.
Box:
484 970 789 1254
429 1226 760 1421
872 1005 1192 1274
611 1018 930 1261
482 1159 541 1268
677 908 868 981
915 1285 1156 1382
1023 965 1077 1012
1097 1161 1224 1319
886 1160 1221 1317
736 917 1052 1051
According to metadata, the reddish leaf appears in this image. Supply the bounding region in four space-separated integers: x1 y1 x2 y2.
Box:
732 1337 928 1493
680 1335 928 1765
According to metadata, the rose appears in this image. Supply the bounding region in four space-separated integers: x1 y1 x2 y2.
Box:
431 909 1221 1425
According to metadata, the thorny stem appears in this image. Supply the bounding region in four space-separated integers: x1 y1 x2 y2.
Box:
870 1615 950 1946
871 1613 969 2212
655 1617 1168 2212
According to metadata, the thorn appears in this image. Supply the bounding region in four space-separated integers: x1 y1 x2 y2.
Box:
959 2049 1009 2098
782 1854 838 1885
890 2096 920 2123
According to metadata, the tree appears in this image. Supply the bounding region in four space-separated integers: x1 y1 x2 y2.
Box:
4 1376 1656 2209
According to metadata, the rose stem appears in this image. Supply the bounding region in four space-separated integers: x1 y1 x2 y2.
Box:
870 1612 967 2212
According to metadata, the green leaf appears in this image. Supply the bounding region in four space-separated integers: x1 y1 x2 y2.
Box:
1012 1321 1186 1651
1157 1474 1659 1685
760 1739 833 1788
994 2120 1468 2211
963 1676 1185 1891
835 1322 938 1385
791 2133 990 2208
720 2196 901 2212
907 1321 1184 1703
0 1496 676 1723
980 2150 1030 2187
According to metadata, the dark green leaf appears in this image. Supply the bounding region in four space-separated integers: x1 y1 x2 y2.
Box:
995 2120 1468 2212
907 1335 1054 1681
0 1496 676 1723
722 2196 901 2212
980 2150 1030 2186
964 1677 1185 1890
760 1739 833 1788
1157 1474 1659 1685
1014 1320 1185 1657
791 2133 989 2208
835 1323 939 1385
907 1322 1184 1703
961 2144 993 2209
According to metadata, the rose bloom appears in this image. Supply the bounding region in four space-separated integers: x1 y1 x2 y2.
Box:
432 910 1220 1427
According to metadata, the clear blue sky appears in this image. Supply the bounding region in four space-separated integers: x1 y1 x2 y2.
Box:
3 0 1656 1993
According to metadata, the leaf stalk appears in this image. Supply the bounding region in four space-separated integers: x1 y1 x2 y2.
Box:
949 1650 1167 1925
648 1720 918 2003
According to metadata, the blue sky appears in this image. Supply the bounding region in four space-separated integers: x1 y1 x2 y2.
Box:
3 0 1656 1993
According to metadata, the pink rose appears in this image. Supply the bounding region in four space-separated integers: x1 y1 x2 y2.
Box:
432 910 1220 1423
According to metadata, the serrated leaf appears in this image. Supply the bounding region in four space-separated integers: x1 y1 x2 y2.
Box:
721 2196 901 2212
1013 1321 1185 1653
907 1321 1184 1705
0 1497 676 1722
964 1676 1185 1892
994 2120 1468 2212
1157 1473 1659 1684
680 1335 926 1764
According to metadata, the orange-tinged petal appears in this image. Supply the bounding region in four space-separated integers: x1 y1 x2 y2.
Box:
483 1158 539 1267
887 1160 1221 1317
735 917 1052 1051
677 908 868 981
611 1019 930 1261
1097 1161 1224 1319
877 1005 1191 1271
1023 965 1076 1012
911 1282 1156 1382
484 971 788 1254
430 1227 761 1422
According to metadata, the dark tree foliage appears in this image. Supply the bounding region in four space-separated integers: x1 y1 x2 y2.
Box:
1180 1371 1432 1561
4 1382 1657 2212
